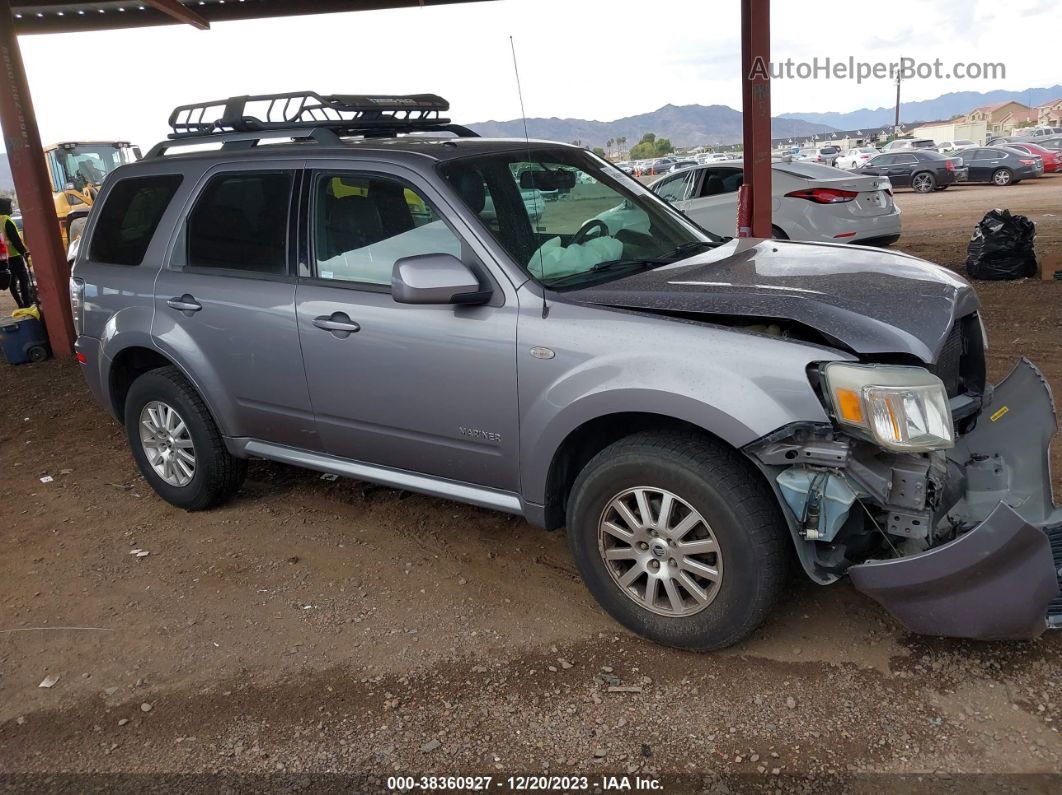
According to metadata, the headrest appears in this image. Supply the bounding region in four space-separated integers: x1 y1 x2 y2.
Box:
450 169 486 214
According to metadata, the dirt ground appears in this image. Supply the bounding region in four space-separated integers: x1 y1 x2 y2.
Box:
1 176 1061 791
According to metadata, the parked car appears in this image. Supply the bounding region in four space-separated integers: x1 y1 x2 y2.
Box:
706 152 734 162
995 127 1062 143
1034 135 1062 152
71 91 1061 652
856 150 966 192
881 137 938 152
935 140 976 153
610 160 900 245
641 157 675 175
814 145 841 166
1000 142 1061 173
663 159 698 173
959 146 1042 185
836 146 880 169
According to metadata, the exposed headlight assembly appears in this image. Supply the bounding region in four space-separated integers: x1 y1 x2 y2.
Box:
821 363 954 452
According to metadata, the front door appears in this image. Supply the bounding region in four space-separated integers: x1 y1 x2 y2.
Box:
674 166 744 237
294 167 520 490
152 164 320 450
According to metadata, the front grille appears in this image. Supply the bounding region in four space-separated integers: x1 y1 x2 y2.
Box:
1048 523 1062 628
930 314 986 399
935 323 964 397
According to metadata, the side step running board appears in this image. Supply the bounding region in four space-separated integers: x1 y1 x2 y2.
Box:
234 439 525 517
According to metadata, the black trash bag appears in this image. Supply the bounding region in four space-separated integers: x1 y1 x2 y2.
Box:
965 208 1037 280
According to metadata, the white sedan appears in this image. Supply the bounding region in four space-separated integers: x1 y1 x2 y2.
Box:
836 147 880 170
605 161 901 246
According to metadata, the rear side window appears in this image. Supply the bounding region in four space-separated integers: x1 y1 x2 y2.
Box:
89 174 182 266
654 170 697 202
186 171 293 274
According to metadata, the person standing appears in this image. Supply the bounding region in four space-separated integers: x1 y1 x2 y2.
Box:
0 197 33 308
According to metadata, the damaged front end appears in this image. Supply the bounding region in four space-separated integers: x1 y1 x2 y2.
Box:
747 358 1061 641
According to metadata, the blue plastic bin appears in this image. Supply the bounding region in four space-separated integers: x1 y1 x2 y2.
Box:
0 315 51 365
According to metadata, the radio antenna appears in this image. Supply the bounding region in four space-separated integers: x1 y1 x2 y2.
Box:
510 35 549 319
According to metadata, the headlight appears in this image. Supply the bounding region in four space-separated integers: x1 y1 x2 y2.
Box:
821 363 954 452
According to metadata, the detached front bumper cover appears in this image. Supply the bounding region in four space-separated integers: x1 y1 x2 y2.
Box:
850 503 1058 640
850 358 1061 640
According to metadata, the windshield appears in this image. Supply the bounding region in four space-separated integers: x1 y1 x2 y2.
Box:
49 144 137 192
438 147 718 289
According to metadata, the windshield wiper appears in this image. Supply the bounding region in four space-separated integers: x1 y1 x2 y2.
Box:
662 240 722 259
542 240 721 288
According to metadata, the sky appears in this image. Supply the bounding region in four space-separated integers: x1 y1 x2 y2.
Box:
3 0 1059 153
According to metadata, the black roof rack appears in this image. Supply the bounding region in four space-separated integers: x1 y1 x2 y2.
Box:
166 91 479 140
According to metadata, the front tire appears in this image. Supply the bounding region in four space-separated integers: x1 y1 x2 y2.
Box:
124 366 246 511
566 432 789 651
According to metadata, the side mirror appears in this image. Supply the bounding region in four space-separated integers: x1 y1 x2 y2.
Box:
391 253 491 305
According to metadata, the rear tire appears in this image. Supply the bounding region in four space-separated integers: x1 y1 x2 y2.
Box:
992 168 1013 186
911 171 936 193
124 366 246 511
566 431 789 651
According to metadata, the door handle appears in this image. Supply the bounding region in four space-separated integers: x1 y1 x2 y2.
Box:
313 312 361 337
166 295 201 314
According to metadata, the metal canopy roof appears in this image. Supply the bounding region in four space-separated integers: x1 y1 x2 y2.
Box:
10 0 493 34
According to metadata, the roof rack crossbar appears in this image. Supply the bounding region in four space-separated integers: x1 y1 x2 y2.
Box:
144 127 343 159
166 91 477 140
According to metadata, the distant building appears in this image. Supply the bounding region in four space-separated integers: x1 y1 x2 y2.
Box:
910 119 988 146
1036 98 1062 128
963 101 1031 138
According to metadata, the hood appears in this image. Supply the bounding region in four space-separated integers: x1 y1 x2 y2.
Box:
565 239 980 363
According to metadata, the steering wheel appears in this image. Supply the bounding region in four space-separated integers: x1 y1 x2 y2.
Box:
571 219 610 246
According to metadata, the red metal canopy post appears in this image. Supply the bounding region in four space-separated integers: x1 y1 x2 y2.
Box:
0 0 74 355
738 0 772 238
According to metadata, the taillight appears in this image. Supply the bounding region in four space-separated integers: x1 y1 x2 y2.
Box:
1019 159 1035 166
69 277 85 337
785 187 859 204
944 159 955 171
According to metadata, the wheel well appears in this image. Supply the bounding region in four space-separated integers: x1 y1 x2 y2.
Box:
542 413 727 530
108 346 173 421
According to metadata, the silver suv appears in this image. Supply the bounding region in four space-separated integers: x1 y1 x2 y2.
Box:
71 93 1061 650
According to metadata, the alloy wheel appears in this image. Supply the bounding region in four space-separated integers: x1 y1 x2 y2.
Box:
993 169 1011 185
139 400 196 487
597 487 723 617
912 173 933 192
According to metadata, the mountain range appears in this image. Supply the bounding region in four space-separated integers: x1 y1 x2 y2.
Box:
468 104 835 148
780 85 1062 131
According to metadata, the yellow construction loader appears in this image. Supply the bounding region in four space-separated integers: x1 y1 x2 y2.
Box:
44 141 141 247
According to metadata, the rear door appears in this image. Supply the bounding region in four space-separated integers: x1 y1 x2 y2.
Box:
152 162 319 449
965 149 995 181
294 164 520 490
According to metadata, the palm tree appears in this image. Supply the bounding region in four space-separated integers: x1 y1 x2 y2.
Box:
606 138 614 156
